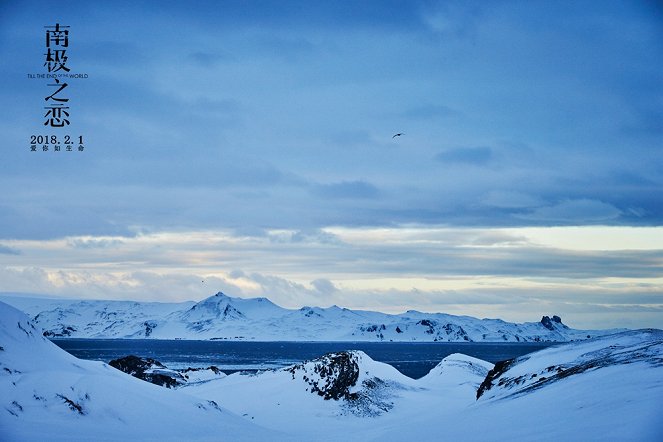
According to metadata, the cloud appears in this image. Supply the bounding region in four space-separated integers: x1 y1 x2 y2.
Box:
267 229 342 245
311 278 338 295
237 272 321 306
519 199 622 223
68 238 124 249
480 191 543 209
435 147 493 165
0 244 20 255
1 225 662 329
312 180 380 199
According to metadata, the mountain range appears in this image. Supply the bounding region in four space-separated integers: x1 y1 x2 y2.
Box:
1 292 620 342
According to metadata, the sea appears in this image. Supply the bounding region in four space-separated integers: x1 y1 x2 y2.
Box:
52 339 556 379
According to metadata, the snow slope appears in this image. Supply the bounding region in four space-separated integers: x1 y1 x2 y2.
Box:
2 299 661 441
182 331 663 441
1 292 619 342
0 301 287 442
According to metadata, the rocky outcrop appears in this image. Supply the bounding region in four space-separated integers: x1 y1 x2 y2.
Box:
287 352 360 400
108 355 226 387
42 325 77 337
540 315 564 331
109 355 185 388
285 351 408 417
143 321 157 337
476 358 516 399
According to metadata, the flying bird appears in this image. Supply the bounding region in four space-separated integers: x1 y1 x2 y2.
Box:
392 133 403 138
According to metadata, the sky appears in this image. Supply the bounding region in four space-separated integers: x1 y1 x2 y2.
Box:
0 0 661 329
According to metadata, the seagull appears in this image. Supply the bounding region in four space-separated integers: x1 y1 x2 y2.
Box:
392 133 403 138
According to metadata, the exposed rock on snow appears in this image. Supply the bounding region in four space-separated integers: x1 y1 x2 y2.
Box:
109 355 186 388
287 352 360 400
108 355 226 388
286 351 413 416
540 315 566 331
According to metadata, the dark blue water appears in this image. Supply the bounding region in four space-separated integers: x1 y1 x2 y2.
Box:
51 339 555 379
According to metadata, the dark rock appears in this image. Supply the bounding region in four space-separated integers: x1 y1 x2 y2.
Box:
42 325 77 337
541 315 565 331
56 394 85 415
417 319 436 334
181 365 223 375
143 321 157 337
476 358 515 399
287 351 360 401
109 355 184 388
540 316 554 330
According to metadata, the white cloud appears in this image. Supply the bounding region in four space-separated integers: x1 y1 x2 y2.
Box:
1 225 662 328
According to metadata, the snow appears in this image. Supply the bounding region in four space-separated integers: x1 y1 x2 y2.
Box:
2 300 661 441
180 366 227 384
418 353 493 387
0 292 622 342
179 331 662 441
0 302 286 441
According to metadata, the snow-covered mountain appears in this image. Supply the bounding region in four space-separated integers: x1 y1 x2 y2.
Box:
0 301 284 442
2 300 661 441
1 292 620 342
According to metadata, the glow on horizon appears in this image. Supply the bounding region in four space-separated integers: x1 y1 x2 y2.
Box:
504 226 663 251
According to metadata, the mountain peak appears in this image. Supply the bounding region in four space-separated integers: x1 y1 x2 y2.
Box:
540 315 566 331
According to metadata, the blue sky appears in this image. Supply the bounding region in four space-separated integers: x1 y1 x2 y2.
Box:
0 1 661 329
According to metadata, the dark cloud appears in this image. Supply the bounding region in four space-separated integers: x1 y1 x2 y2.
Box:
2 0 662 238
480 191 543 209
519 199 622 224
